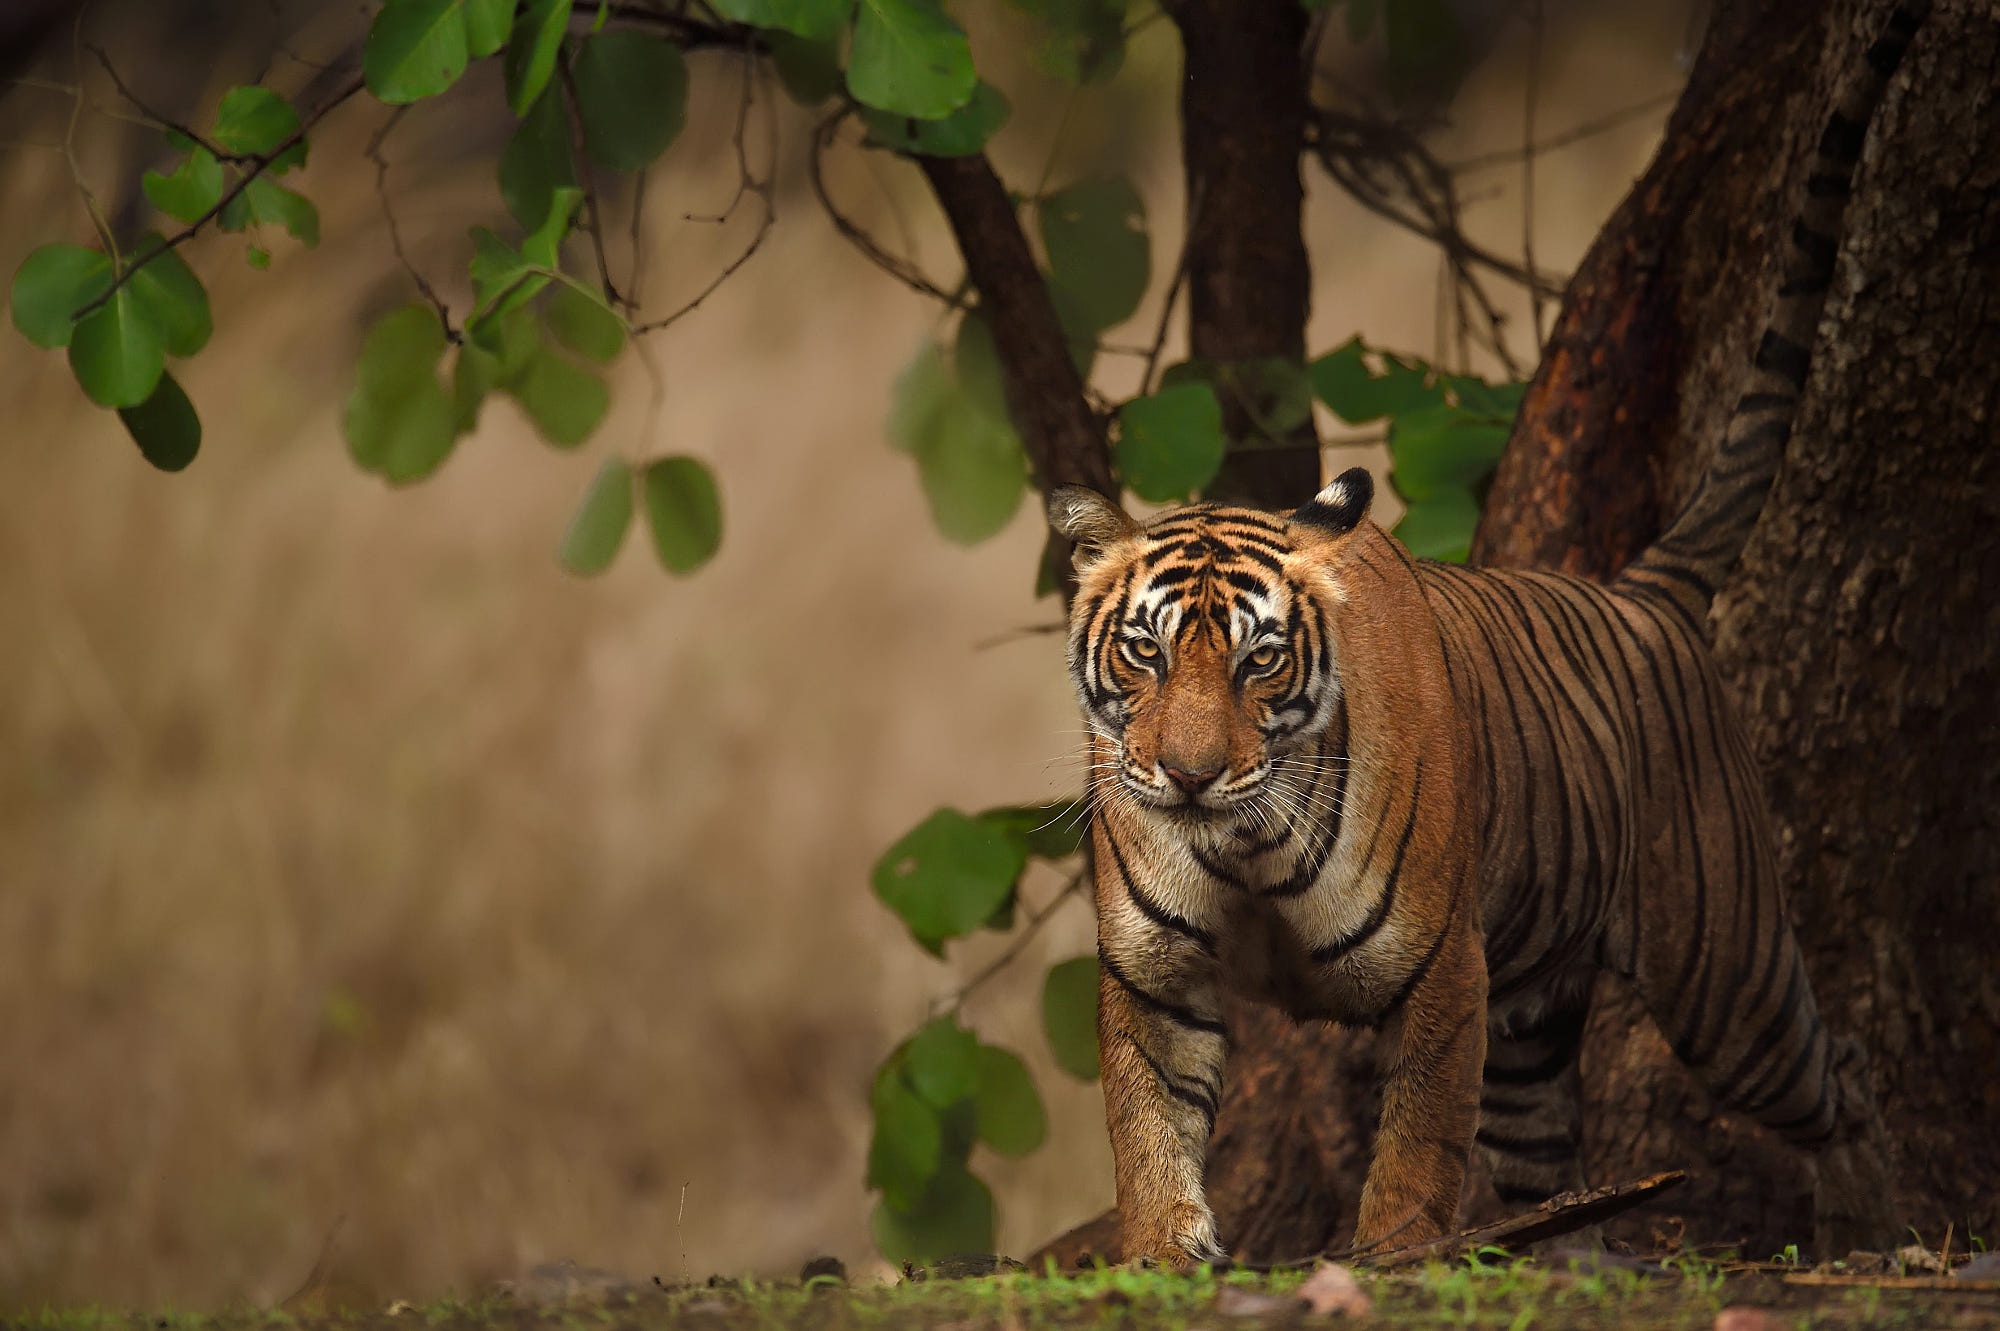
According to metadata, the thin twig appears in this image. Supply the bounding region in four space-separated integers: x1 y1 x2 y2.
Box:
88 45 231 160
72 74 365 320
1444 90 1681 173
807 107 959 307
65 17 117 261
558 59 625 309
365 106 455 340
1141 181 1202 397
1521 0 1547 349
684 39 758 225
937 865 1088 1017
630 56 775 334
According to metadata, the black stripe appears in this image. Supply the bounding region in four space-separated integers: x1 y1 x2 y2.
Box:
1123 1032 1220 1129
1103 822 1216 952
1098 950 1227 1037
1311 759 1422 962
1753 330 1813 389
1817 110 1867 163
1474 1128 1576 1165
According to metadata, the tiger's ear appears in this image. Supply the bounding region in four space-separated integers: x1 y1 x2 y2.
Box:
1048 486 1139 569
1290 467 1374 537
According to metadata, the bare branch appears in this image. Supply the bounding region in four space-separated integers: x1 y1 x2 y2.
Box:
934 864 1087 1018
917 149 1117 498
88 45 229 161
1444 91 1681 174
365 107 455 341
630 54 774 335
807 109 959 306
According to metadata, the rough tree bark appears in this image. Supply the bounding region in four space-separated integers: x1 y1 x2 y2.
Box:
935 0 1996 1265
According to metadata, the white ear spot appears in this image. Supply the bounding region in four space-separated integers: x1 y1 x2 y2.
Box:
1290 466 1373 535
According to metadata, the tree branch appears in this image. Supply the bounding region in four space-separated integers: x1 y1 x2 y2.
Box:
914 151 1116 499
72 73 365 320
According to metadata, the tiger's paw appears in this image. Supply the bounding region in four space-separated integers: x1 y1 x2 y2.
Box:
1123 1203 1228 1273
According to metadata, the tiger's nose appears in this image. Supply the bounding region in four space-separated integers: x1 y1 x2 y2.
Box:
1163 765 1223 794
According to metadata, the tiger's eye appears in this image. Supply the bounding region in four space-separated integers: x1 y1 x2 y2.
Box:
1130 638 1160 659
1248 645 1282 669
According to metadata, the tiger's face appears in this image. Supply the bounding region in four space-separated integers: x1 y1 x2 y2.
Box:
1050 472 1373 822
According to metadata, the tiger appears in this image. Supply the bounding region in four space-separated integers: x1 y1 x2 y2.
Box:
1048 2 1925 1268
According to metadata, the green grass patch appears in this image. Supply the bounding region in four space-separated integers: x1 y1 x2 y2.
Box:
7 1256 1990 1331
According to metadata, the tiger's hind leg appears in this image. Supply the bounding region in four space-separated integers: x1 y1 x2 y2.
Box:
1477 985 1591 1212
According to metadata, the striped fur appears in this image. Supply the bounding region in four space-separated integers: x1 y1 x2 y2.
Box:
1052 3 1923 1267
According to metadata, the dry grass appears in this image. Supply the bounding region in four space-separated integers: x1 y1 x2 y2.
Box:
0 1 1692 1313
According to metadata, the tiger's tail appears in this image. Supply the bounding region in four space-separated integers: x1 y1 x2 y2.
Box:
1616 3 1927 620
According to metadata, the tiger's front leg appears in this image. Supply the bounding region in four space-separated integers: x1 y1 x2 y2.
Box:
1097 942 1230 1268
1353 910 1488 1253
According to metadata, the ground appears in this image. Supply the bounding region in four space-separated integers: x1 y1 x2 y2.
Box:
12 1254 2000 1331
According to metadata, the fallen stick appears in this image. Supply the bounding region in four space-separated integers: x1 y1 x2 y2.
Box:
1781 1273 2000 1292
1360 1170 1689 1269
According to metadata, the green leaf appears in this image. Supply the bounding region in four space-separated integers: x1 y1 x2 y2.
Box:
1042 956 1100 1080
1039 176 1148 334
560 457 633 575
468 227 546 323
1163 357 1313 443
505 0 575 118
978 802 1087 860
972 1045 1046 1157
507 346 608 447
143 147 224 224
68 286 165 409
10 243 111 350
245 245 271 270
1005 0 1125 84
545 282 626 363
873 808 1029 956
867 1062 943 1211
848 0 975 120
641 455 724 574
862 80 1009 158
116 371 201 472
951 311 1009 422
125 239 212 358
465 0 513 56
343 304 459 483
710 0 851 41
870 1162 993 1265
522 186 581 269
364 0 471 104
1392 487 1480 563
905 1018 979 1109
1116 382 1225 503
244 177 320 247
889 337 1027 545
1387 405 1509 503
888 341 952 455
500 88 579 229
451 338 501 431
914 393 1026 544
212 86 305 169
572 31 689 172
1383 0 1470 102
768 31 843 105
1308 337 1440 423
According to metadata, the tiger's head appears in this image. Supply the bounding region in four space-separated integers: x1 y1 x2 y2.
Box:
1050 468 1376 822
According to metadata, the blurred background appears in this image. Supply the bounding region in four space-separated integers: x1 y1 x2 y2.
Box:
0 0 1696 1310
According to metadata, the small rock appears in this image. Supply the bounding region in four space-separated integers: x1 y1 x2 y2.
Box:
1295 1263 1372 1317
800 1255 848 1285
1954 1251 2000 1282
1713 1309 1780 1331
1897 1243 1945 1274
1215 1286 1296 1318
1841 1250 1891 1276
